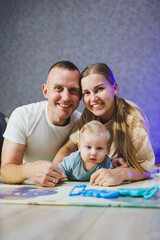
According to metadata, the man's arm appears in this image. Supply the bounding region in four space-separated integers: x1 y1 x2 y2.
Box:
53 138 77 164
1 139 63 187
1 139 26 183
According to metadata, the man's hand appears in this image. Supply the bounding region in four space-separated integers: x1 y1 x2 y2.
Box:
25 160 64 187
112 158 128 168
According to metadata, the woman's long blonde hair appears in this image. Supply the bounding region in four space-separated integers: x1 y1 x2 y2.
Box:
80 63 146 172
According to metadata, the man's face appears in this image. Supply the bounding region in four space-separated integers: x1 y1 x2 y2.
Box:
43 67 80 126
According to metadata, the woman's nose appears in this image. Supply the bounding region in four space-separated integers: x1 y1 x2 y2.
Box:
90 92 98 101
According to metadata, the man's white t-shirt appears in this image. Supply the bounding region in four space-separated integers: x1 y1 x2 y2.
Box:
4 101 81 163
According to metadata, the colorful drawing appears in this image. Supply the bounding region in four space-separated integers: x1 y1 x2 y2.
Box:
0 186 58 200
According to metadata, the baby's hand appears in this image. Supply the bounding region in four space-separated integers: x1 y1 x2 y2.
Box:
60 173 67 181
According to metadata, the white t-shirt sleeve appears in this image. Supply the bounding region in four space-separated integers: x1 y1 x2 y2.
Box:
3 107 27 145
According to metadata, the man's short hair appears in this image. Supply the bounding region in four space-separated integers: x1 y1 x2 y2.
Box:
48 60 80 73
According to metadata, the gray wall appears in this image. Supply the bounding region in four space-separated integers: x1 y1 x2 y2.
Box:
0 0 160 160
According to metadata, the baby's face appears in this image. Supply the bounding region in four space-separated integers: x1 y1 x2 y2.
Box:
78 132 108 167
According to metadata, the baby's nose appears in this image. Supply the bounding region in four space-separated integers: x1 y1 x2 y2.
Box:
91 148 96 155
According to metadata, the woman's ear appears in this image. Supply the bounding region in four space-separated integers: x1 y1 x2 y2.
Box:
113 83 118 96
42 84 48 99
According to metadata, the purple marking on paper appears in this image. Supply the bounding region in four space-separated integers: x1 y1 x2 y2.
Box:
0 186 58 200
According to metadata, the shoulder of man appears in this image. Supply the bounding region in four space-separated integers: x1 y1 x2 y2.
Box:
15 101 47 114
3 101 47 143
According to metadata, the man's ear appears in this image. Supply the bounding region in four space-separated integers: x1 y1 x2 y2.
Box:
113 83 118 96
42 84 48 99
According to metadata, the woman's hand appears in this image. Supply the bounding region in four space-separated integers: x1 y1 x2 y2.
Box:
90 168 128 187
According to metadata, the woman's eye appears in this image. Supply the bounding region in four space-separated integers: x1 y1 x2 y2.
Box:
82 91 90 96
96 87 104 93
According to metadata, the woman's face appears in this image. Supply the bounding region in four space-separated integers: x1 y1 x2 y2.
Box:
81 73 118 122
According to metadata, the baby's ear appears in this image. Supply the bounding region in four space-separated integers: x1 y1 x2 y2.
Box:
77 141 80 150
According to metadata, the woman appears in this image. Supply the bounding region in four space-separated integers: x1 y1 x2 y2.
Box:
54 63 155 187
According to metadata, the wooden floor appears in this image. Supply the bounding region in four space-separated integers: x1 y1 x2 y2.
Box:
1 203 160 240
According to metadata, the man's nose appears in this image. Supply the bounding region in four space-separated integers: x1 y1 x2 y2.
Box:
62 89 71 101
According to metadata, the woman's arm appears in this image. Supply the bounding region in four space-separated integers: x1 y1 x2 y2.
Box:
90 167 150 187
53 138 77 164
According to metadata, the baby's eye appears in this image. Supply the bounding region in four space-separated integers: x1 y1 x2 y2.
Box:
97 147 102 150
86 146 91 149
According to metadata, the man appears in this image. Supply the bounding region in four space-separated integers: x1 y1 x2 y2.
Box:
1 61 81 187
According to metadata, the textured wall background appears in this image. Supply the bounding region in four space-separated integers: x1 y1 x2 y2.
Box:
0 0 160 160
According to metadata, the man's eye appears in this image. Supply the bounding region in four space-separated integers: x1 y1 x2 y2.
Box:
55 86 63 91
69 88 79 94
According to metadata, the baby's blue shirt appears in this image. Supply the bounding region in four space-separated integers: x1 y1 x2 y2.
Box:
58 150 113 181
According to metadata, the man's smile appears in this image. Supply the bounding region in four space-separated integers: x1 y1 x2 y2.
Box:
58 103 72 108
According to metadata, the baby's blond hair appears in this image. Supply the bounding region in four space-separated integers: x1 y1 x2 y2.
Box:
79 120 110 142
